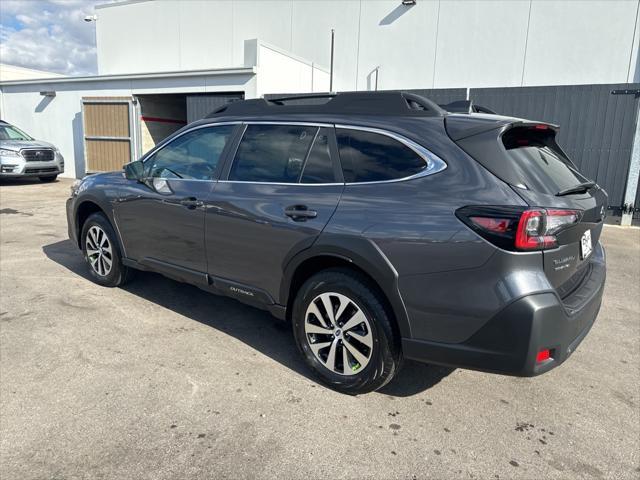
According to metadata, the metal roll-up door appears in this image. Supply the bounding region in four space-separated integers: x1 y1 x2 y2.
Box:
186 93 244 123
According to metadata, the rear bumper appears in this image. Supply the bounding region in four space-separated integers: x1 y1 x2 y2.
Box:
402 243 605 376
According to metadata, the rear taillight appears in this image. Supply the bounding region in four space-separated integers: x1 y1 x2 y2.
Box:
457 206 581 251
515 209 579 250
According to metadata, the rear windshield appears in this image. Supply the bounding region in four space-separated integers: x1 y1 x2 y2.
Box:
455 125 589 195
500 128 587 194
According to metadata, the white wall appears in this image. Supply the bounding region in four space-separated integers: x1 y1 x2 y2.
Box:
248 41 330 96
96 0 640 90
0 35 335 180
0 63 65 82
522 1 639 86
433 0 531 88
0 72 255 179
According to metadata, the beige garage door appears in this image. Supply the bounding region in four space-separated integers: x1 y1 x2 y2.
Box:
82 97 135 172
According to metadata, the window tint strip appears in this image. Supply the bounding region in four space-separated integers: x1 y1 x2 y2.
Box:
297 128 321 182
300 127 336 184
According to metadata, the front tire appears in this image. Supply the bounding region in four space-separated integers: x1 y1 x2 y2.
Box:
292 268 402 394
81 212 131 287
39 175 57 182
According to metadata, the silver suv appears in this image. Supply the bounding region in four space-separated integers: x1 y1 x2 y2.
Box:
0 120 64 182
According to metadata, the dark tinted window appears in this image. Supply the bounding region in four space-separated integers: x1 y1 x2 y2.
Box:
300 127 335 183
229 125 317 182
500 128 588 194
146 125 234 180
336 128 426 183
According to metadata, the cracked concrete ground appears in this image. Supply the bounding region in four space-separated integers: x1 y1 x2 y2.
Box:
1 178 639 479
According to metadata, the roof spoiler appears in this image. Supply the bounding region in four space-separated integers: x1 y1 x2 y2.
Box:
439 100 497 115
445 116 559 142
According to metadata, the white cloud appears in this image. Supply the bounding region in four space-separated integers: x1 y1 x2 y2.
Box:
0 0 108 76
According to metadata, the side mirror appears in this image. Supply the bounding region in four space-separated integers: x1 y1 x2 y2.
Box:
124 160 145 181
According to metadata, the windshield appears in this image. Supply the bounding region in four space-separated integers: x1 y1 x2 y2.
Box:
0 124 33 141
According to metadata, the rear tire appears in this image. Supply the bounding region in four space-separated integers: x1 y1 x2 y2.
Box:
39 175 57 182
292 268 402 394
81 212 131 287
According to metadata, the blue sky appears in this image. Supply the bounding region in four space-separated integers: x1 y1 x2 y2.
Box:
0 0 108 76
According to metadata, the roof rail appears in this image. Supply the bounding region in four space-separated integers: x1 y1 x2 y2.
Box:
207 91 446 117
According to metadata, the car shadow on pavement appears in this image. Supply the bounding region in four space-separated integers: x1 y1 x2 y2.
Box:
43 239 454 397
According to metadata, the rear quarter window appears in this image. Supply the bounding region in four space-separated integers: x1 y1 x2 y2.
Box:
336 128 426 183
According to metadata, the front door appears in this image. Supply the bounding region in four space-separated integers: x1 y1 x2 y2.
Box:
205 123 344 301
114 124 237 280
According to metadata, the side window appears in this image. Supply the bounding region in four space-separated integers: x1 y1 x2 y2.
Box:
146 125 234 180
300 127 336 184
229 124 317 182
336 128 426 183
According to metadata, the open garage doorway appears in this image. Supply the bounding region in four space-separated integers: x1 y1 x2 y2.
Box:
135 92 244 155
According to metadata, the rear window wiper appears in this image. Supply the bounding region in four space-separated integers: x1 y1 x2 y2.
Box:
556 181 595 196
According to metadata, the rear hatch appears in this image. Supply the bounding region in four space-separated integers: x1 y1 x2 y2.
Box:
446 115 607 291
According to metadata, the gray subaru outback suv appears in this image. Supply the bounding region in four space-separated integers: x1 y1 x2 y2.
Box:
0 120 64 182
66 92 606 394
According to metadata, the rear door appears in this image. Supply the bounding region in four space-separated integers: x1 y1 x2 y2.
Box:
454 123 608 288
205 123 343 302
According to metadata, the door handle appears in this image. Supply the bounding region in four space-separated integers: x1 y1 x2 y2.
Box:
180 197 204 209
284 205 317 221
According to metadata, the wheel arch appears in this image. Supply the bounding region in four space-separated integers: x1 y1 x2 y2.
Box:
281 235 412 338
74 197 124 256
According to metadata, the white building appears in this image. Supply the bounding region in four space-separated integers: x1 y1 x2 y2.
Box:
95 0 640 89
0 64 65 82
0 0 638 179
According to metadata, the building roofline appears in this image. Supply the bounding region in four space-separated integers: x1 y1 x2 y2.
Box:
0 66 256 87
95 0 153 11
0 63 66 78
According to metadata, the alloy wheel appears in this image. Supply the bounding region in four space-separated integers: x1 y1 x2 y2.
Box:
304 292 374 376
85 225 113 277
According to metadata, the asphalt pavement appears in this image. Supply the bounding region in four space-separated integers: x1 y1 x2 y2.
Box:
1 178 638 479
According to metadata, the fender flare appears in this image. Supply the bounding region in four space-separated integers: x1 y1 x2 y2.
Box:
73 193 125 256
280 233 412 338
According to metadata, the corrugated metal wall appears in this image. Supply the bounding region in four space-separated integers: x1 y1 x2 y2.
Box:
265 89 466 106
186 93 244 123
470 84 640 208
405 88 467 106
